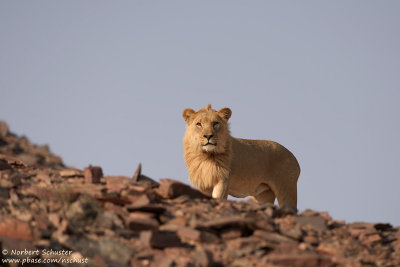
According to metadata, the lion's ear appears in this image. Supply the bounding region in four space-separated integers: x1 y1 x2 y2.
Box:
218 108 232 121
182 109 195 124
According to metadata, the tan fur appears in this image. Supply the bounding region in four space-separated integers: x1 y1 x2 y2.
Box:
183 105 300 208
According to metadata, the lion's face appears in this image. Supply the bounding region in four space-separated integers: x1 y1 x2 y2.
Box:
183 105 232 154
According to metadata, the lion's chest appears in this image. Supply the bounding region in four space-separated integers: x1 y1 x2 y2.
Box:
188 159 229 191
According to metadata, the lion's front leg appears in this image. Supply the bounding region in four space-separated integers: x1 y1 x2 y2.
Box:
212 179 229 200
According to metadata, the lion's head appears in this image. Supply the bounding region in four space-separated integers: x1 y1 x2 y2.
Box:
183 104 232 154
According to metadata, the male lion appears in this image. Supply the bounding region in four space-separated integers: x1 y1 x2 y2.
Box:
182 104 300 208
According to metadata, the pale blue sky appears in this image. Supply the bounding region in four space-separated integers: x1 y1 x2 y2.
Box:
1 1 399 225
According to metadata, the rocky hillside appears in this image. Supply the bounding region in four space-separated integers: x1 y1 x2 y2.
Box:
0 121 399 267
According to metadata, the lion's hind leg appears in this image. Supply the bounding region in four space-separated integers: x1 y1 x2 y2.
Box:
251 184 276 204
275 181 297 209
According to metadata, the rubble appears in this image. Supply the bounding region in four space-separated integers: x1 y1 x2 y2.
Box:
0 121 64 169
84 165 103 184
0 120 399 266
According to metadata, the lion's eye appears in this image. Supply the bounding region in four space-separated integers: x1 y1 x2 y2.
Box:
213 122 219 128
196 122 202 127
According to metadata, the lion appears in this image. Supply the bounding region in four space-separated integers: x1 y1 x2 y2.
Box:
182 104 300 208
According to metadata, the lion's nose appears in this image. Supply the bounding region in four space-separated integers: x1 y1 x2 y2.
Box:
204 134 213 140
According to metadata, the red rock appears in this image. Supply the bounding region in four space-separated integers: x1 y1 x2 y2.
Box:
253 218 275 232
35 171 52 181
127 211 155 219
295 215 327 232
21 185 55 200
274 203 298 217
327 220 345 229
121 185 147 197
8 172 23 187
0 171 23 189
52 220 68 242
253 230 297 247
166 216 187 227
106 175 133 185
303 235 318 245
220 228 242 240
0 186 9 199
129 194 152 207
349 222 375 230
283 225 303 240
16 154 38 166
92 255 109 267
152 251 175 267
267 253 335 267
127 217 159 231
163 247 194 266
66 177 85 184
298 242 311 251
132 163 142 181
0 121 9 137
278 216 303 240
140 230 183 249
59 168 83 178
199 231 220 243
0 154 26 167
226 236 264 252
127 194 166 213
194 247 214 267
139 230 152 246
0 173 15 189
0 235 39 260
125 212 159 231
0 217 35 241
130 259 146 267
64 195 100 232
95 193 132 205
70 182 103 196
0 158 12 170
131 163 160 187
104 202 126 218
195 215 254 230
374 223 393 232
319 212 332 221
301 210 320 217
362 233 381 246
317 241 345 257
48 213 60 228
157 179 209 199
33 214 51 230
177 227 202 243
348 228 365 237
84 165 103 184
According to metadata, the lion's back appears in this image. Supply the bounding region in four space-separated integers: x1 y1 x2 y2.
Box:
231 137 300 179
